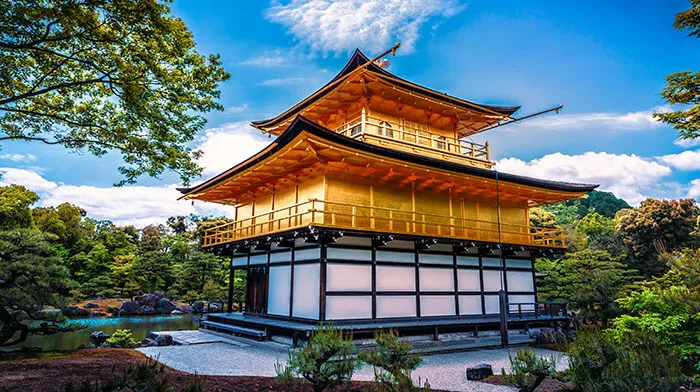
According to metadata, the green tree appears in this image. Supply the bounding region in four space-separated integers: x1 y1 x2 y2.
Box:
359 329 425 392
616 198 699 277
110 254 141 298
0 0 230 185
575 213 627 257
33 202 92 250
134 251 172 294
543 191 630 225
0 230 74 346
0 185 38 230
535 250 637 325
655 0 700 140
528 208 558 229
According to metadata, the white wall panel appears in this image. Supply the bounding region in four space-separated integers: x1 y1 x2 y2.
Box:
419 253 453 265
327 264 372 291
457 269 481 291
483 270 504 291
292 263 320 319
376 296 417 318
484 295 500 314
326 296 372 320
384 240 414 249
482 258 501 267
232 256 248 267
419 268 454 292
295 247 320 261
376 265 415 291
506 271 535 292
420 295 456 317
270 250 291 263
459 295 482 315
249 253 267 265
456 256 479 266
376 250 414 263
506 259 532 268
508 294 536 311
327 247 372 261
267 266 291 316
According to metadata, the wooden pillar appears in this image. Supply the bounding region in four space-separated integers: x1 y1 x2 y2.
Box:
227 262 234 313
499 289 509 347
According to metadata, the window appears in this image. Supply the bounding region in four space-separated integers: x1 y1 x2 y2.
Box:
436 135 446 150
350 124 362 137
377 121 393 138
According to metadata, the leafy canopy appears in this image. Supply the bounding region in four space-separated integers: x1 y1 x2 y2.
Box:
0 0 230 185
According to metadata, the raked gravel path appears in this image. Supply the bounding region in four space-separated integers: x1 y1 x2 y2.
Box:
138 338 568 392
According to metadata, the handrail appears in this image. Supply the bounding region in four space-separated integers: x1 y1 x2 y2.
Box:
334 116 492 163
203 198 566 248
507 302 568 320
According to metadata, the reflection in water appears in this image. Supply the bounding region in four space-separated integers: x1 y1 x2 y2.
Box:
16 315 200 351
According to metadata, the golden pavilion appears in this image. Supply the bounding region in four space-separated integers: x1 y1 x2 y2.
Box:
178 45 597 341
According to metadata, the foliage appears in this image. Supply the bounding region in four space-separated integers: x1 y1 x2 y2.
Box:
575 213 628 257
0 229 74 346
281 324 356 392
528 208 558 229
535 250 637 325
105 329 136 348
611 249 700 371
568 327 684 392
359 329 427 392
0 184 38 230
501 348 557 392
543 190 631 225
654 0 700 140
616 198 699 277
0 0 230 185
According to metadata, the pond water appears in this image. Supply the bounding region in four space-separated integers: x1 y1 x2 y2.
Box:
16 315 201 351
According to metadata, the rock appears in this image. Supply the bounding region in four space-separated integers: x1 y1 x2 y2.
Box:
119 301 141 316
62 306 89 317
155 291 165 299
171 310 183 315
83 302 99 309
135 294 159 308
192 301 204 313
154 298 176 314
89 311 104 317
466 364 493 380
137 305 156 315
208 303 222 313
90 331 109 347
155 334 173 346
175 305 192 314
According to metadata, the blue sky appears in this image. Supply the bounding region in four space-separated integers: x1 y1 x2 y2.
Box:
1 0 698 226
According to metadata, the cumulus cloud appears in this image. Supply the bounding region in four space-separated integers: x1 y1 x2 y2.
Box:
0 153 37 163
264 0 464 54
194 121 272 176
658 150 700 171
673 138 700 149
497 152 673 205
515 106 670 131
0 167 232 227
689 179 700 200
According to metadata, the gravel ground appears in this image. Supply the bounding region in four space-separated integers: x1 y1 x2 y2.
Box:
139 340 568 392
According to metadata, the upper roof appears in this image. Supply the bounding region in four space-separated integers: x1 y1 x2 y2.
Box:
179 115 597 201
251 49 521 136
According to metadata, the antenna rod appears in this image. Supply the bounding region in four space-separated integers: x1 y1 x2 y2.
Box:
478 104 563 133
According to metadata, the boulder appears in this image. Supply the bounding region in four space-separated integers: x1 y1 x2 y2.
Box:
192 301 204 313
466 364 493 380
175 305 192 314
137 305 156 315
171 310 183 315
154 298 176 314
155 334 174 346
90 331 109 347
89 311 104 317
119 301 141 316
83 302 100 309
208 303 222 313
155 291 165 299
62 306 89 317
135 294 159 308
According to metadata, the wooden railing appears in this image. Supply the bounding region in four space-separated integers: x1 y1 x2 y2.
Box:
507 302 569 320
333 114 491 163
203 199 566 248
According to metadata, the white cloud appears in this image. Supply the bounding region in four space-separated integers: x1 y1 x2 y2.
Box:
0 153 37 163
658 150 700 171
674 138 700 148
265 0 464 54
0 167 58 191
226 104 248 114
497 151 673 205
241 49 293 67
689 179 700 200
259 77 310 86
516 105 670 131
194 121 272 176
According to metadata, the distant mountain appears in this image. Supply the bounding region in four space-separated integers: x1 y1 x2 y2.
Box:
543 190 631 225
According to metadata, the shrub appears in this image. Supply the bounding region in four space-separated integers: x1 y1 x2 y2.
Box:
278 324 356 392
359 329 428 392
105 329 137 348
568 327 684 392
106 306 120 315
501 348 557 392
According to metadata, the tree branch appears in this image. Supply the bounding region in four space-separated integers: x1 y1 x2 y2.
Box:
0 74 111 106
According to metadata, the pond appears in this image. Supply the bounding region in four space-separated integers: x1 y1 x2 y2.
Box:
15 314 201 351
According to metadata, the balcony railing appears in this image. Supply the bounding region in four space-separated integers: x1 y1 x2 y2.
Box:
203 199 566 248
333 114 491 165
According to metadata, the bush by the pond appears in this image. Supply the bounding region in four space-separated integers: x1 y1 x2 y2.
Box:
104 329 136 348
359 329 429 392
276 324 356 392
568 327 685 392
501 347 557 392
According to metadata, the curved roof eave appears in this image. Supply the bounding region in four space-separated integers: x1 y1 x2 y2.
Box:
251 49 521 130
181 115 598 197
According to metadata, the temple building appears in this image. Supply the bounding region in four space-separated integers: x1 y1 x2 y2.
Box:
178 46 598 340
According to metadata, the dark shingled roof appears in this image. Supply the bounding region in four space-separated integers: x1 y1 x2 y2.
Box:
179 115 598 196
251 49 520 130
